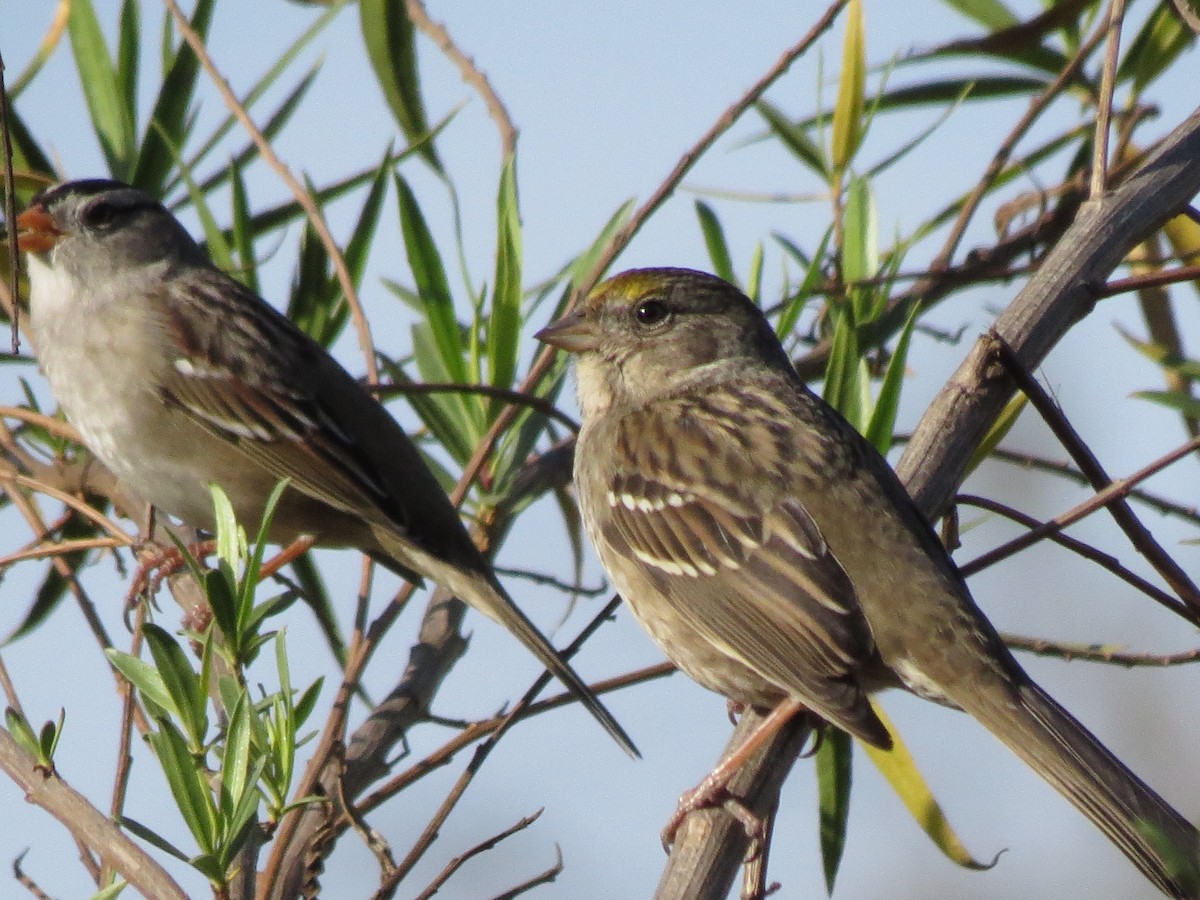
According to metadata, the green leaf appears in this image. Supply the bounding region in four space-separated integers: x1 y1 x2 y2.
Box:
144 624 208 751
5 708 40 758
864 302 919 453
1133 390 1200 419
89 882 128 900
938 0 1017 30
133 0 215 193
777 226 832 341
106 649 177 719
120 816 195 864
229 165 261 295
360 0 440 170
966 392 1026 476
395 175 468 384
489 157 524 398
220 693 253 812
148 719 218 854
816 728 852 893
68 0 137 179
841 177 877 289
1119 2 1194 93
116 0 140 122
695 201 735 285
755 101 828 178
824 308 864 427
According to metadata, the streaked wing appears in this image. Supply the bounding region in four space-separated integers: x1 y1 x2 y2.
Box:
602 393 885 743
155 272 398 525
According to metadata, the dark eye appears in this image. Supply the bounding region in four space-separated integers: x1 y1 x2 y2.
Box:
80 199 119 229
633 298 670 327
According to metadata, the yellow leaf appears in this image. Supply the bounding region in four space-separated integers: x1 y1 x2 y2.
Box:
862 701 994 869
831 0 866 175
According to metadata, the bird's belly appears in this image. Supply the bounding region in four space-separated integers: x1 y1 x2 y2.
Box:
40 342 270 531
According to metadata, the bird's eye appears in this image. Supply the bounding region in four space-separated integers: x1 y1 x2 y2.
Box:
633 299 670 327
80 200 118 229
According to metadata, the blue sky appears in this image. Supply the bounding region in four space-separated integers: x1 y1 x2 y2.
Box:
3 3 1200 898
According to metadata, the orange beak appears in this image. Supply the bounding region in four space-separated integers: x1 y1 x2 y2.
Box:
15 205 64 253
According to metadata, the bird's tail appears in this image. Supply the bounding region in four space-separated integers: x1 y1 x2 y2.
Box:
394 538 639 758
980 680 1199 898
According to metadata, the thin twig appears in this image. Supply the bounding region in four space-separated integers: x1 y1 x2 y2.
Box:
411 810 545 900
930 20 1105 271
0 731 189 900
12 850 52 900
160 0 379 382
490 847 563 900
1004 634 1200 667
357 660 674 815
371 380 578 431
106 603 148 891
450 0 850 509
961 433 1200 620
1103 262 1200 297
1091 0 1127 199
386 598 623 888
993 335 1200 612
956 493 1183 611
0 537 123 568
404 0 516 157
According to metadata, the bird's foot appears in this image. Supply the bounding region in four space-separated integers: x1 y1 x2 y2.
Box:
662 779 765 860
125 539 216 613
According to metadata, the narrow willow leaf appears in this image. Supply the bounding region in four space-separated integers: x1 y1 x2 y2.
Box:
360 0 440 170
776 226 832 341
1133 390 1200 419
5 708 41 758
395 175 468 384
864 302 919 453
68 0 137 178
342 151 392 292
105 649 177 719
831 0 866 174
966 391 1026 477
555 197 636 292
116 0 139 122
862 703 991 868
824 310 863 427
89 881 128 900
756 101 828 178
408 329 478 461
489 157 523 398
229 165 260 294
120 817 193 864
148 719 218 854
938 0 1017 30
143 624 208 751
133 0 215 192
1119 3 1193 93
746 244 764 304
695 200 736 285
816 728 852 893
221 693 253 812
842 177 877 297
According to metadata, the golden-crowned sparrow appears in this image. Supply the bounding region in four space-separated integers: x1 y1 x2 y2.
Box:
538 266 1198 896
16 179 636 757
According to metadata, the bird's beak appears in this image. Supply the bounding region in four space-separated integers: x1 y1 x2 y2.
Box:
535 309 600 353
15 204 64 253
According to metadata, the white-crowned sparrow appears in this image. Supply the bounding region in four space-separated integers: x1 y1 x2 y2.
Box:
537 266 1198 896
16 178 636 757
